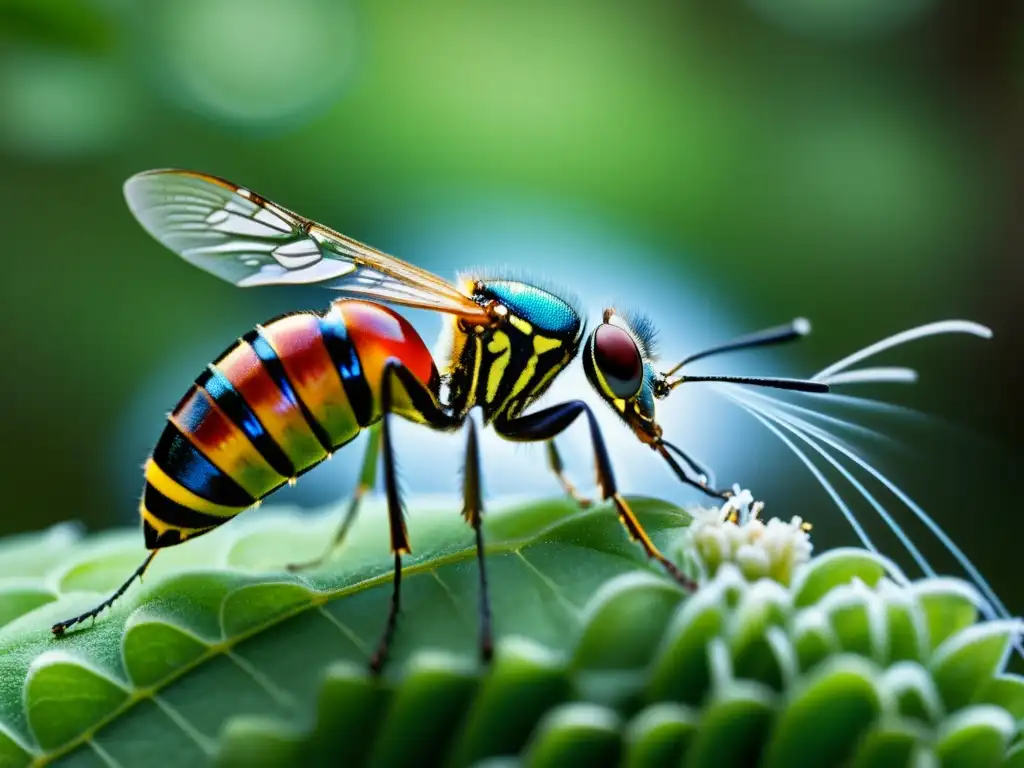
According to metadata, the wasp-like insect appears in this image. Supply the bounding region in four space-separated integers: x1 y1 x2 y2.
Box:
51 168 839 673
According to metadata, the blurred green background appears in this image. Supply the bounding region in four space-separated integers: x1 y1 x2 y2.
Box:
0 0 1020 616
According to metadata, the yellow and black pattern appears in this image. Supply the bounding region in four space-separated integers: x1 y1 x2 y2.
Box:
142 300 439 549
447 279 584 422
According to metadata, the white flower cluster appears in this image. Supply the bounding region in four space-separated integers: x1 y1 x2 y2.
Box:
688 484 813 586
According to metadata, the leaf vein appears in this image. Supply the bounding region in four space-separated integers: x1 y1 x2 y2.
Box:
515 550 583 623
225 650 298 711
25 502 665 765
429 569 474 631
150 694 216 756
316 606 370 656
86 738 124 768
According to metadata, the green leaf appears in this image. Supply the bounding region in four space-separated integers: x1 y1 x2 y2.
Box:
847 723 923 768
877 581 928 664
362 652 479 768
971 674 1024 719
0 584 56 630
0 523 82 579
930 621 1021 712
1 496 1021 768
683 683 776 767
912 579 983 653
621 703 698 768
646 572 732 705
763 656 885 768
522 703 622 768
1005 742 1024 768
791 548 902 609
215 661 392 768
879 661 944 724
443 639 569 767
933 705 1016 768
24 652 130 751
0 497 688 766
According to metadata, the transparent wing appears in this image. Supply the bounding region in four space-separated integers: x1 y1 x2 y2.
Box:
123 169 490 322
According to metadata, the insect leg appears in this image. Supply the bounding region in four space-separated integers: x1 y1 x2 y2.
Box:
51 550 159 635
545 439 592 508
287 424 382 572
657 441 732 501
461 417 493 662
368 360 462 675
495 401 695 591
659 441 715 488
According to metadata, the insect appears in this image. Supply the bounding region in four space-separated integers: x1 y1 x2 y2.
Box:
63 166 965 676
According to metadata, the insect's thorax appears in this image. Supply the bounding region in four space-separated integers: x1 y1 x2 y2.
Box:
440 280 583 423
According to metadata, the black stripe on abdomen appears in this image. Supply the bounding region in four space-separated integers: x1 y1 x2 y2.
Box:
243 327 334 453
318 310 374 427
152 423 255 508
196 364 295 478
143 483 234 530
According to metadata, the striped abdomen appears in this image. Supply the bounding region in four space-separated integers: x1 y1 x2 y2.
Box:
141 299 438 548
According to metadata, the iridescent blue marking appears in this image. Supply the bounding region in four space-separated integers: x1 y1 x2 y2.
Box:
482 281 580 337
636 362 658 421
245 330 299 406
199 368 265 441
153 424 254 506
318 309 373 426
176 386 212 435
244 326 334 453
196 366 295 478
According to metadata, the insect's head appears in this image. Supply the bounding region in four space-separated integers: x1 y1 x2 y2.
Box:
582 309 662 444
584 310 830 480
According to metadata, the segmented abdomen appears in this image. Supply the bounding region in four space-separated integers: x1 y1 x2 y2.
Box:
141 300 437 548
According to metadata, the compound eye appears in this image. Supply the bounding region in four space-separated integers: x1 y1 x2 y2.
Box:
593 324 643 399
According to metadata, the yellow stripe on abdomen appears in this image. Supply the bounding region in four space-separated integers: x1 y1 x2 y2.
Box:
144 459 248 519
170 386 287 499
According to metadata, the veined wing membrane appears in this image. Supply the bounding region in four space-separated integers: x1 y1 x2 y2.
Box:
123 169 489 322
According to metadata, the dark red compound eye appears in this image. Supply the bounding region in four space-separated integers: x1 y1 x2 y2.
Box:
593 324 643 399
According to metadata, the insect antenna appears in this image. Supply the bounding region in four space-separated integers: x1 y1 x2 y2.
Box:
663 317 811 376
655 318 826 397
675 375 829 394
818 367 918 386
810 319 992 384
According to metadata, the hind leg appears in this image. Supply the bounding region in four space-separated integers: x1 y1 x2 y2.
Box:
287 424 381 572
51 550 160 635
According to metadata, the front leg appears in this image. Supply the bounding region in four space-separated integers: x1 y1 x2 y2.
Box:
495 401 695 592
655 442 732 501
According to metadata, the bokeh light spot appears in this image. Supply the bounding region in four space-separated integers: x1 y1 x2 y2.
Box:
144 0 359 129
0 50 132 158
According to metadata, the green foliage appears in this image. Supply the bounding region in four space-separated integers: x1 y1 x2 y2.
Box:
0 498 1021 768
